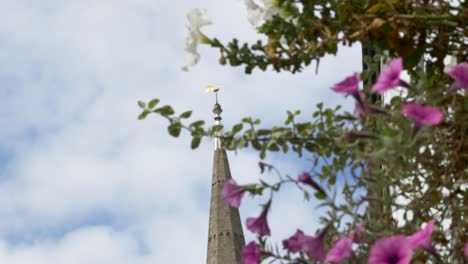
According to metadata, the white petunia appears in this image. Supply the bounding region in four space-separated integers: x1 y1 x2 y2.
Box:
244 0 280 28
181 8 212 71
244 0 264 27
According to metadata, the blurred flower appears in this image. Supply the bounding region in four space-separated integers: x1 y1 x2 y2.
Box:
244 0 281 27
221 179 245 208
369 235 413 264
464 242 468 257
302 228 327 262
242 241 262 264
325 236 354 262
372 58 403 94
298 172 327 197
244 0 264 27
258 161 272 174
354 102 366 118
283 227 327 261
353 225 366 243
181 8 212 71
353 95 387 118
283 229 306 253
446 62 468 90
408 219 435 252
332 73 360 98
401 103 443 127
246 201 271 236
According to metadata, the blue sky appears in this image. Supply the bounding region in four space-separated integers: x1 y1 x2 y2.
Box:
0 0 361 262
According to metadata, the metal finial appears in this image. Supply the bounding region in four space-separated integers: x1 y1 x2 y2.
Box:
206 85 223 149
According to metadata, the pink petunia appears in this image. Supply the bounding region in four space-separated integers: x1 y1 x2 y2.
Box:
325 236 354 262
352 92 387 118
283 229 307 253
464 242 468 257
353 225 366 243
369 235 413 264
372 58 403 94
354 102 366 118
408 219 435 252
332 73 361 97
283 228 327 261
246 202 271 236
401 103 443 127
302 228 327 262
242 241 262 264
446 62 468 90
298 172 326 196
221 179 245 208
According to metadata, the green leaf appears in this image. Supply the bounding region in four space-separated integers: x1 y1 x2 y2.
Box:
179 111 192 119
148 99 160 109
232 123 243 134
328 175 336 185
315 192 327 200
267 142 280 151
191 137 201 149
168 124 181 137
257 129 270 136
211 125 224 132
137 101 146 109
252 140 262 150
138 110 150 120
154 105 175 116
241 117 253 124
190 120 205 127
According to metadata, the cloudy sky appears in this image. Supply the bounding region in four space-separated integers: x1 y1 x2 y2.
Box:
0 0 361 263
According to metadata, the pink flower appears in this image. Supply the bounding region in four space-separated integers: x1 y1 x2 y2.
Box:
352 92 387 118
369 235 413 264
446 62 468 90
408 219 435 252
353 225 366 243
372 58 403 94
283 228 327 261
464 242 468 257
246 202 271 236
222 179 245 208
332 73 361 97
401 103 443 127
325 236 354 262
282 229 306 253
298 172 326 197
242 241 262 264
302 228 327 262
354 102 366 118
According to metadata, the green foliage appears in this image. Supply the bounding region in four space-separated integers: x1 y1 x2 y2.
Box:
210 0 466 73
140 1 467 262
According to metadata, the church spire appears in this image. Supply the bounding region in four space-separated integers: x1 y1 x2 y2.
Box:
206 86 245 264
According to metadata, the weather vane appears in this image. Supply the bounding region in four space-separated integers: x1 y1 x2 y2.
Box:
205 85 221 103
206 85 223 149
206 85 222 119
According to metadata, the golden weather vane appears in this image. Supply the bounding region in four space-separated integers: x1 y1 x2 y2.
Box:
205 85 221 103
206 85 223 149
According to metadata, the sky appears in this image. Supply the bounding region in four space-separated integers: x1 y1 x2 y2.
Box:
0 0 362 263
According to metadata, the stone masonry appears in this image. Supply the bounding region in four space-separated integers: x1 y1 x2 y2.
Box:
206 148 245 264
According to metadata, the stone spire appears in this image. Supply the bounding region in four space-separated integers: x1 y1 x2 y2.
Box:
206 88 245 264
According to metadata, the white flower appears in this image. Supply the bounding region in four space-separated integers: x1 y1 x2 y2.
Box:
262 0 280 21
244 0 280 27
244 0 264 27
181 8 212 71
